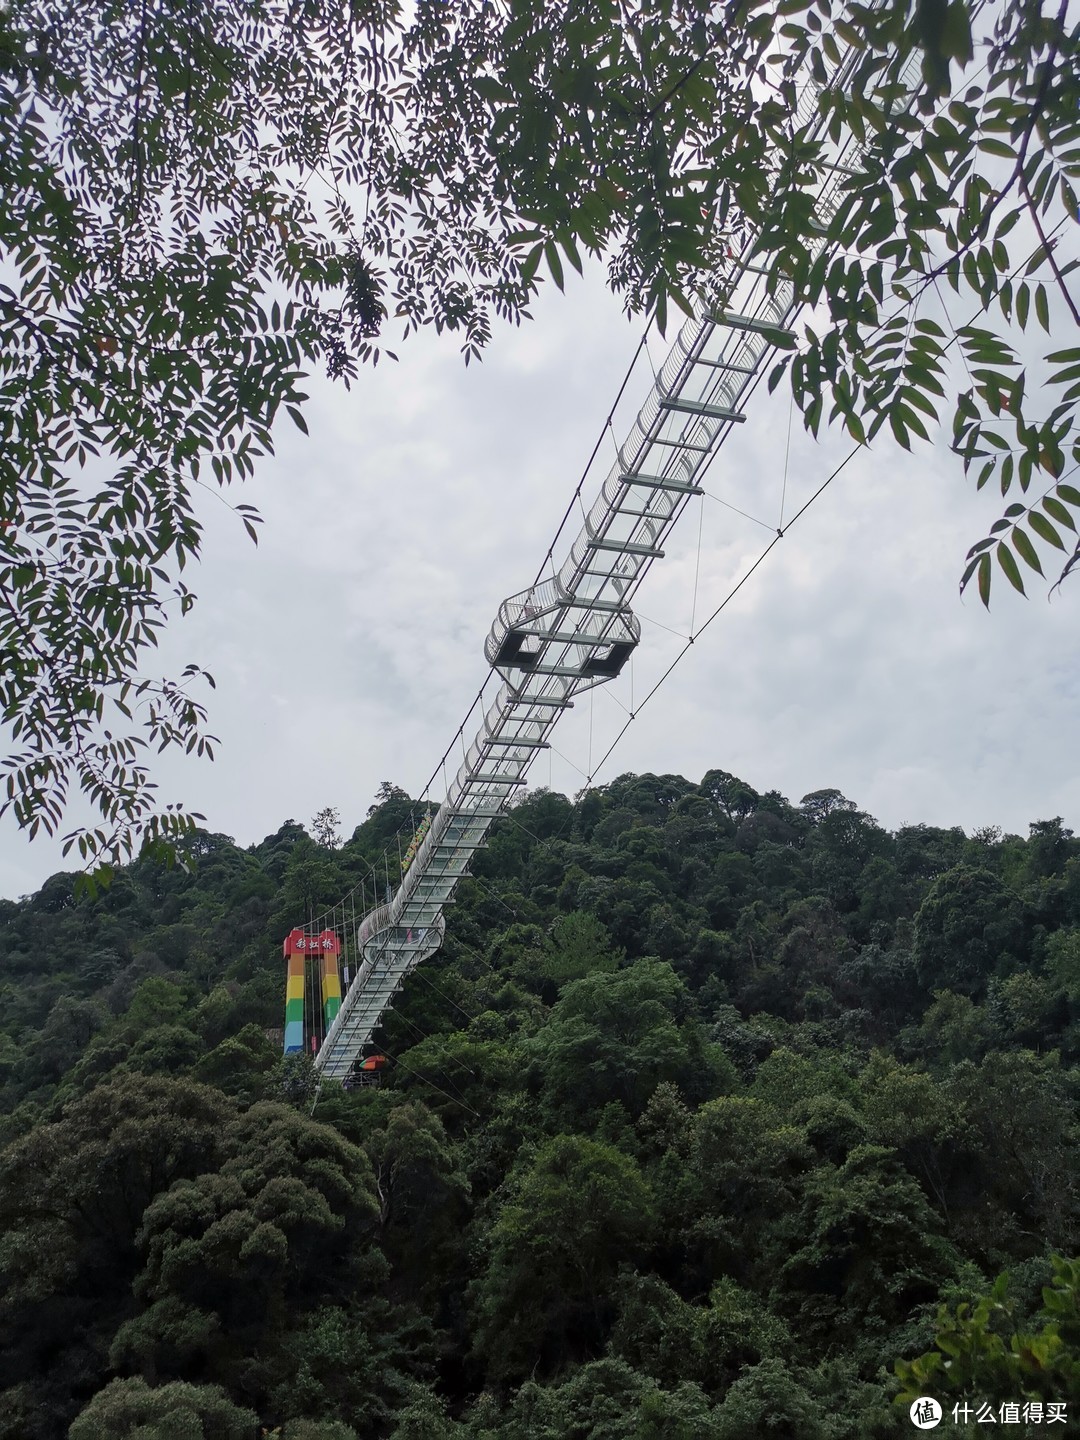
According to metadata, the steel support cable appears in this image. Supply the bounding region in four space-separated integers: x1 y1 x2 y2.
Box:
407 963 479 1026
443 933 514 984
589 688 595 778
379 1004 484 1087
779 390 794 531
586 445 862 782
699 488 777 533
526 330 652 593
351 950 486 1086
370 1043 482 1119
548 740 590 781
601 684 633 718
380 998 440 1051
463 869 524 924
463 441 866 883
634 609 690 640
689 491 705 636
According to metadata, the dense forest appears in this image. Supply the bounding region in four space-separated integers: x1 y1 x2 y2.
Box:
1 770 1078 1438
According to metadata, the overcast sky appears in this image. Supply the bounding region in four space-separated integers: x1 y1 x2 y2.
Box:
2 261 1078 900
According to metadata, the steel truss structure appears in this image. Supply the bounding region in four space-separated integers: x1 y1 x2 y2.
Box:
316 43 904 1084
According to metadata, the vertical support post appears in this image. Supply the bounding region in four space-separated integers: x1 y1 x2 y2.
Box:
319 929 342 1034
283 928 306 1054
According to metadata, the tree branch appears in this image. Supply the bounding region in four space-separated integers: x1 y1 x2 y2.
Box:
1020 172 1080 327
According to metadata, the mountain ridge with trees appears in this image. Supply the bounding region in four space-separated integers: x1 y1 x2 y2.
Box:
0 768 1078 1437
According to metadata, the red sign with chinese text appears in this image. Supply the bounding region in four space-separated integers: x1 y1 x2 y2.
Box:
283 927 341 956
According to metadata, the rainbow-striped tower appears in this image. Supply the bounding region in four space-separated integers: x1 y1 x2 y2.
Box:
283 929 307 1054
282 928 341 1054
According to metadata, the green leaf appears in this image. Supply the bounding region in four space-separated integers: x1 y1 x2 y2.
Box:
1012 526 1043 575
762 325 796 350
474 75 512 103
1035 284 1050 333
654 286 668 339
978 551 992 605
559 231 584 275
544 240 564 291
941 0 973 61
978 137 1015 160
522 243 544 284
1028 512 1065 550
1016 283 1030 330
960 551 982 590
1043 497 1077 530
996 541 1026 595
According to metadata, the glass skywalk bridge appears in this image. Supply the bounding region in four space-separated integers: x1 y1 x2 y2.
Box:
315 38 906 1084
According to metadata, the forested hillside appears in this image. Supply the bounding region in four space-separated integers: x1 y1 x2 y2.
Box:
1 771 1079 1438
